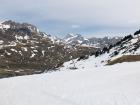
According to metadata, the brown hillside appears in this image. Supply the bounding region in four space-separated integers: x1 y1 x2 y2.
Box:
107 55 140 65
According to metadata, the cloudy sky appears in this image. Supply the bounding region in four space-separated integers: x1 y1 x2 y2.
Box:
0 0 140 38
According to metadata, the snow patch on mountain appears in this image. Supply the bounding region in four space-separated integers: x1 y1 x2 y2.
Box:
0 23 10 29
64 33 87 44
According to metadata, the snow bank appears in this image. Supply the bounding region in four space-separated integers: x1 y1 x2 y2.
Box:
0 61 140 105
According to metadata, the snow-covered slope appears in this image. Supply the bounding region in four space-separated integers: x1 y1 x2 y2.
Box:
0 32 140 104
62 54 108 70
0 61 140 105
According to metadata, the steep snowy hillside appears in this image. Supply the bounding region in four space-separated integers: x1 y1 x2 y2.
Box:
0 61 140 105
63 33 140 69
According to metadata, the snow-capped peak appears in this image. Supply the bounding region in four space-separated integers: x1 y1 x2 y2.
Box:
63 33 90 46
0 22 10 29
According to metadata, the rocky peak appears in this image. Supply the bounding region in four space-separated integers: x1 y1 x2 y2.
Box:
1 20 39 33
63 33 90 45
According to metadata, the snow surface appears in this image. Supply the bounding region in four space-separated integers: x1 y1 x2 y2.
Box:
15 35 24 40
22 47 28 52
0 60 140 105
0 24 10 29
11 49 18 52
0 40 4 44
30 52 36 58
24 35 29 40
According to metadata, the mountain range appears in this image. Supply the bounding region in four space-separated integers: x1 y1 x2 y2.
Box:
0 20 139 78
0 20 96 78
63 33 122 48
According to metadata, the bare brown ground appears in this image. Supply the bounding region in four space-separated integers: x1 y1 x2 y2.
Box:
107 55 140 65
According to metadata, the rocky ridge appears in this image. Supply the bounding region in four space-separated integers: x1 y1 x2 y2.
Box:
0 20 97 78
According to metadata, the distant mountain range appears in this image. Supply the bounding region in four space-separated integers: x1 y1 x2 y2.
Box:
63 33 122 48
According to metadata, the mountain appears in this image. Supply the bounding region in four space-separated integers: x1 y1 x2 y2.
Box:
0 20 97 78
63 33 90 46
68 32 140 69
1 23 140 105
88 36 122 48
0 20 139 78
63 33 122 48
0 30 140 104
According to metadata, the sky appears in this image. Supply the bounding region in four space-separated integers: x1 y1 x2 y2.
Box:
0 0 140 38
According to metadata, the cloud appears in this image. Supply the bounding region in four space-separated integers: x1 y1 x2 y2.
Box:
71 25 80 29
0 0 140 37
